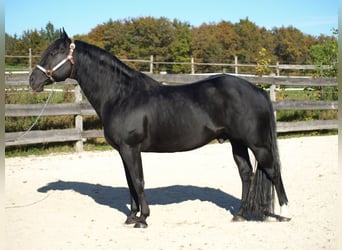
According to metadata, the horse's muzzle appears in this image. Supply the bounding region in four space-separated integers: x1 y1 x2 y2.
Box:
29 69 51 92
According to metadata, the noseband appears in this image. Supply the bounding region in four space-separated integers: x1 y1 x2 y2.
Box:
36 40 76 82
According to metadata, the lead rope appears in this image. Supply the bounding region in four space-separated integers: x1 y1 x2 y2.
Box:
7 83 56 143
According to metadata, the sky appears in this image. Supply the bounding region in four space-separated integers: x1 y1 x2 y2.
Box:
5 0 338 37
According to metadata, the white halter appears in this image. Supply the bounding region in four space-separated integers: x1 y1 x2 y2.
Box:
36 41 76 82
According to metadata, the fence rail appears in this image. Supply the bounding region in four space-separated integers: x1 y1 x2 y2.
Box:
5 74 338 151
6 50 332 76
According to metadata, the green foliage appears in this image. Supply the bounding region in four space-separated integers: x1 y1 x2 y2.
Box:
255 48 271 76
5 22 60 67
234 18 265 63
309 29 338 77
276 87 338 123
87 17 192 73
273 26 311 64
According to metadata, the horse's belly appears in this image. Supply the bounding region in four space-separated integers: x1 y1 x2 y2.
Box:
144 139 211 152
143 125 220 153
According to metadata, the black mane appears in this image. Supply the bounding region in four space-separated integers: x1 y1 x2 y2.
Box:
72 40 160 115
74 40 160 89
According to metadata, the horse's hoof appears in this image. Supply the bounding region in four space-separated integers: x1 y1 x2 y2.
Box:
232 215 247 222
125 216 138 225
134 222 148 228
125 219 135 225
278 216 291 222
125 217 137 225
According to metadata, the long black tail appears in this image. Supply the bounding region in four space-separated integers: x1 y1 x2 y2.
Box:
269 107 282 178
268 103 288 206
244 165 275 219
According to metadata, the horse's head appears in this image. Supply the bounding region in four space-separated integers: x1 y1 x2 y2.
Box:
29 29 75 92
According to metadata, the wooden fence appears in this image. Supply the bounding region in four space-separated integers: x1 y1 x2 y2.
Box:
6 50 332 76
5 74 338 152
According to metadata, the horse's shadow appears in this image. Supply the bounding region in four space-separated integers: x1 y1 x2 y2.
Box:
37 180 240 216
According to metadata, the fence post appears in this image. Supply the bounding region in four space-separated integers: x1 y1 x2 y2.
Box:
74 84 83 152
269 83 277 120
276 61 280 76
191 57 195 74
29 48 32 73
234 56 238 74
150 55 154 73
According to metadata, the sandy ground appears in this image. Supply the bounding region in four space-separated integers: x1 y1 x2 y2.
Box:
5 135 338 250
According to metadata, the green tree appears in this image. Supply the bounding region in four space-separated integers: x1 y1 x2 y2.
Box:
91 17 192 73
5 33 21 66
191 21 238 72
273 26 315 64
234 18 263 63
309 29 338 77
40 22 59 42
5 22 60 67
166 19 192 73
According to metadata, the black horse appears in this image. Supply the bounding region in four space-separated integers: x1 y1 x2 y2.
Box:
29 30 290 228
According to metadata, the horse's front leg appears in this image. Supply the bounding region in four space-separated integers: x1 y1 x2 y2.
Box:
119 144 150 228
123 163 140 225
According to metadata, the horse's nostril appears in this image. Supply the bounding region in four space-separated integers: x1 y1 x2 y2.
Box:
29 75 35 85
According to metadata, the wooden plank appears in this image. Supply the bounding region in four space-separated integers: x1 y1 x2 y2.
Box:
5 128 81 146
151 74 337 86
228 75 337 86
80 102 97 115
5 103 81 117
5 102 97 117
82 130 104 138
5 77 77 86
274 100 338 110
260 76 337 86
277 64 315 70
276 64 330 70
150 73 207 84
277 120 338 133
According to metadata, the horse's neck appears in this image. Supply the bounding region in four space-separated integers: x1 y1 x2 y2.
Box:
72 42 150 118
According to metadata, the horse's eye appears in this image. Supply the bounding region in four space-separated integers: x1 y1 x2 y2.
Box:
49 51 57 57
59 48 66 53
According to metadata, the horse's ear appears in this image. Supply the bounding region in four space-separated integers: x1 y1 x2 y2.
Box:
60 28 69 40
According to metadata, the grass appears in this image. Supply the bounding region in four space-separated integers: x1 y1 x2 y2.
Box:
275 87 337 122
5 139 113 158
5 65 29 71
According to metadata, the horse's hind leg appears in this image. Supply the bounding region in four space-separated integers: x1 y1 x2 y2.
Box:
230 140 253 221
